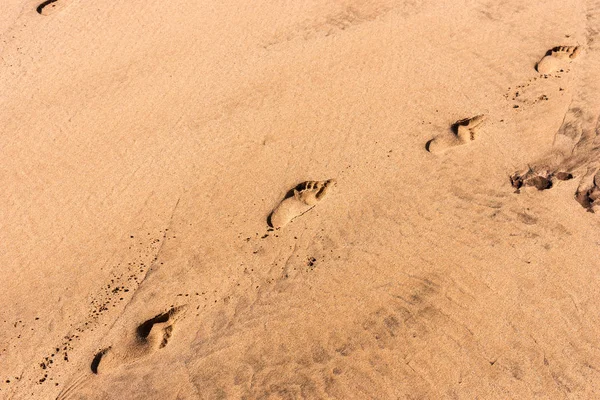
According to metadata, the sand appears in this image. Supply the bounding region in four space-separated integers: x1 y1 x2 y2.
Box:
1 0 600 398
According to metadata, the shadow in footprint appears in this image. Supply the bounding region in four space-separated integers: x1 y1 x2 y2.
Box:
37 0 68 15
137 311 171 339
424 139 434 152
37 0 57 13
90 348 110 374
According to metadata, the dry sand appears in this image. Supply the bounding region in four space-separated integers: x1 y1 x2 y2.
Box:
2 0 600 398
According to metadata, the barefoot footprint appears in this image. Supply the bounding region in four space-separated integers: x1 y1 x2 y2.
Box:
426 115 486 154
91 306 184 374
269 179 336 229
536 46 581 74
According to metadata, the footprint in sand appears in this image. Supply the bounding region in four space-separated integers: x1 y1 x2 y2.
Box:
36 0 68 16
536 46 581 74
91 306 184 374
426 115 486 154
268 179 336 229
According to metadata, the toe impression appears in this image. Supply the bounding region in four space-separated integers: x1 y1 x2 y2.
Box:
269 179 336 228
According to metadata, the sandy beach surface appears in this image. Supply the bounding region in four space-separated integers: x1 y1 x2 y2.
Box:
2 0 600 398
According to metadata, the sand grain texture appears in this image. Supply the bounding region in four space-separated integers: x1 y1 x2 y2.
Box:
2 0 600 398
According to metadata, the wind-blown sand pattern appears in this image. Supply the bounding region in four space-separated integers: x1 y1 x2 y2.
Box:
2 0 600 399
